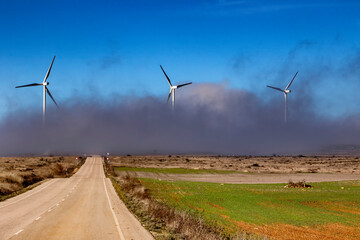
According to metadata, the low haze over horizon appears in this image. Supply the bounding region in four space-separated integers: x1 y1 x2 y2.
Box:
1 0 360 155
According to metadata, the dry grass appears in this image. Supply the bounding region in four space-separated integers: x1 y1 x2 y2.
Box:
0 156 85 198
0 182 19 195
0 172 23 185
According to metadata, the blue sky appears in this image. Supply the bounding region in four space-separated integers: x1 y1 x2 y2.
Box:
0 0 360 118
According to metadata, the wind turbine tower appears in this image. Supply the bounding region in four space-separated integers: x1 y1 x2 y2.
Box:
266 72 298 123
160 65 192 111
16 56 59 124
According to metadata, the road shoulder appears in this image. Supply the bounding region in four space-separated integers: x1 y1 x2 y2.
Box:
105 177 154 240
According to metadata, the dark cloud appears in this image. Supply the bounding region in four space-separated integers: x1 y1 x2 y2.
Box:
1 82 360 156
3 41 360 156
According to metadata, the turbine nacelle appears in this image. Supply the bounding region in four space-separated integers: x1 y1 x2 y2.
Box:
266 71 298 123
160 65 192 111
15 56 59 124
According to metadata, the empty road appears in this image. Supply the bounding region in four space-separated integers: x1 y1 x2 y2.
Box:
0 157 153 240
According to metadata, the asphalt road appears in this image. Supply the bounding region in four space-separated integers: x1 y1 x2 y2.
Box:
0 157 153 240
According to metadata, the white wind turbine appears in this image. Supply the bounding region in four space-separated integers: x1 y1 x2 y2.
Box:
267 72 298 123
160 65 192 111
16 56 59 124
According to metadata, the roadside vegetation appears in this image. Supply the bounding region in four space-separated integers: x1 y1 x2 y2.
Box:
109 161 360 240
0 156 86 201
110 174 267 240
106 161 264 239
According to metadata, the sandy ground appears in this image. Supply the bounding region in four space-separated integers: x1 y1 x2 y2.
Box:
111 155 360 183
0 157 153 240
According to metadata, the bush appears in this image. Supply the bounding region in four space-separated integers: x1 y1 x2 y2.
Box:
0 173 23 186
286 180 312 188
52 163 65 175
21 173 44 187
0 182 20 195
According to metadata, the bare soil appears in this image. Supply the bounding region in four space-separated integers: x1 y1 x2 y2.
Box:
110 155 360 174
110 155 360 183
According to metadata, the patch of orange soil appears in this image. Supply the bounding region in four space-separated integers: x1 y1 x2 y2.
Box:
220 215 360 240
301 201 360 215
209 202 225 210
168 193 180 203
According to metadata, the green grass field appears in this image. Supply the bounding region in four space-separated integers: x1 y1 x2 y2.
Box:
115 166 237 174
140 178 360 238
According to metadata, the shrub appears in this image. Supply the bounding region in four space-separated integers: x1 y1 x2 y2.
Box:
0 173 23 186
21 173 44 187
0 182 20 195
52 163 65 175
286 180 312 188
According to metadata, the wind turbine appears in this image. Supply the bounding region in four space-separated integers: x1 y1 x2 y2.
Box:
15 56 59 124
267 72 298 123
160 65 192 111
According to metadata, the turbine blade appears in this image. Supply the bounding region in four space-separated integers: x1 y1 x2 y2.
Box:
160 65 172 87
15 83 42 88
285 71 298 90
167 89 172 103
46 87 59 109
177 82 192 88
266 85 285 92
43 56 56 83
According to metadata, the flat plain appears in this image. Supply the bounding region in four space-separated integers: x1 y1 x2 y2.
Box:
111 155 360 240
110 155 360 174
